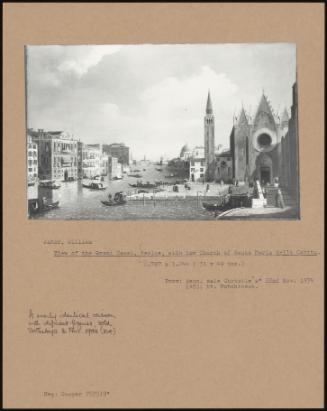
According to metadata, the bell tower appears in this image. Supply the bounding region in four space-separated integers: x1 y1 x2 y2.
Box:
204 90 215 181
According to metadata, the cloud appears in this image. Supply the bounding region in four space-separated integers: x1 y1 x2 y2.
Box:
57 45 122 76
125 66 238 158
26 44 296 160
141 66 238 119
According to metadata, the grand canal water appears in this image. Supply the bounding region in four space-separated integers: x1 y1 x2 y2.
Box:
29 164 217 220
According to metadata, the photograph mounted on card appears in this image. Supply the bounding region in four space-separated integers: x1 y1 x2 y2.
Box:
26 43 300 221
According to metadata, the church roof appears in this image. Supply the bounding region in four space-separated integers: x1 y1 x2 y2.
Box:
206 91 213 114
255 93 274 119
180 144 190 157
281 108 289 122
237 107 248 125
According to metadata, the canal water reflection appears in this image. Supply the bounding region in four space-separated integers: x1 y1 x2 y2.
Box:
29 166 215 220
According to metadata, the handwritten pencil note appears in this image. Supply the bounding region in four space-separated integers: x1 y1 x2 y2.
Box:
27 310 116 336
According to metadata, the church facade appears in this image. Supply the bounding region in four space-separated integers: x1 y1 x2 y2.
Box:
202 85 299 201
230 93 291 186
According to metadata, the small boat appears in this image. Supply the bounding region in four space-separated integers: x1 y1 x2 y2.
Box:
83 182 106 190
156 168 163 171
29 199 59 214
202 202 224 211
129 182 156 189
39 180 61 189
101 200 127 206
113 176 123 180
41 200 60 212
202 195 231 211
102 191 127 206
128 174 142 178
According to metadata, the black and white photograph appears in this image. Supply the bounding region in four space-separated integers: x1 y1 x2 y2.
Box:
26 43 300 220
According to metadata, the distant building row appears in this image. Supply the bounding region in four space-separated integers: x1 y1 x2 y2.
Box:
180 144 233 183
27 129 130 182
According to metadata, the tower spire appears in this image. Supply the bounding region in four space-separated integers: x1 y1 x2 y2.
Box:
204 90 215 181
206 90 213 114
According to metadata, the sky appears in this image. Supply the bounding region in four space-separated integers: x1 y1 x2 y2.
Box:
26 43 296 161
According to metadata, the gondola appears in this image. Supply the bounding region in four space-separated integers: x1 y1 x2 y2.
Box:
101 200 127 207
39 180 61 189
29 200 59 214
202 195 231 211
202 202 227 211
129 183 156 189
83 182 106 190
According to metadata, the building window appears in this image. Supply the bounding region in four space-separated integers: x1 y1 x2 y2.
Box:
200 173 204 178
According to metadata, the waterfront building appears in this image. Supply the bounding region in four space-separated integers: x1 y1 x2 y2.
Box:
103 143 130 165
77 141 84 179
108 156 121 179
27 134 38 184
100 155 109 176
215 149 233 183
29 129 78 181
82 144 102 178
189 146 206 182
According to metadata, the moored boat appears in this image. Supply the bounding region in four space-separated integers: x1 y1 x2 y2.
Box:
83 181 106 190
101 200 127 207
29 199 59 215
39 180 61 189
101 191 127 206
202 194 231 211
129 182 156 189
